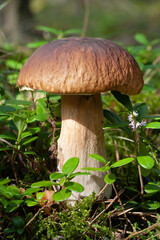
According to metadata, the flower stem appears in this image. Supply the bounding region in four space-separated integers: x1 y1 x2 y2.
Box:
133 131 144 195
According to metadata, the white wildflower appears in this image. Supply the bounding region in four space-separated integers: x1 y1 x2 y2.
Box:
128 114 133 122
133 111 138 117
128 111 147 131
140 120 147 127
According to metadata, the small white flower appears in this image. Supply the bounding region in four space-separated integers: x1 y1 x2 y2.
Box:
140 120 147 127
133 111 138 117
136 122 141 129
128 114 133 122
129 121 136 131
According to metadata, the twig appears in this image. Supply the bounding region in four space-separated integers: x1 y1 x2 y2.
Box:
5 150 18 184
125 222 160 240
127 211 158 218
0 137 34 163
96 183 108 199
89 188 124 227
81 0 90 37
112 184 136 233
23 202 54 230
114 140 120 161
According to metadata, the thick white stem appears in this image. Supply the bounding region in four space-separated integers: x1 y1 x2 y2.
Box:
57 94 112 201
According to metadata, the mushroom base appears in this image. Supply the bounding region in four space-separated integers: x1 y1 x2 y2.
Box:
57 93 112 202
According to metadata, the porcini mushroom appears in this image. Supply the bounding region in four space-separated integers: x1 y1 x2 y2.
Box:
17 37 143 201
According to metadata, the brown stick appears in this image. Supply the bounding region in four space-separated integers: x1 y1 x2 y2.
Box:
89 188 124 226
125 222 160 240
23 202 54 230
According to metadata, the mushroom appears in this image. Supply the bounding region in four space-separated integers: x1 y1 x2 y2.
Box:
17 37 143 201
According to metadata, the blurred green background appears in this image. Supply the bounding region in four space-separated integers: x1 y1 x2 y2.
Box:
0 0 160 45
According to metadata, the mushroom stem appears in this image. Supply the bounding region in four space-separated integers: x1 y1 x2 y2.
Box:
57 93 112 201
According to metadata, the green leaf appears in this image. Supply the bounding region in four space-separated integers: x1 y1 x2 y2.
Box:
103 109 131 134
49 172 67 181
36 192 45 200
111 91 133 111
104 173 116 184
6 59 22 70
36 99 47 115
0 178 11 185
0 132 17 140
139 140 148 156
64 182 84 192
69 172 90 179
17 228 24 235
110 158 134 168
0 185 13 198
13 115 27 136
0 197 8 208
141 200 160 210
23 188 41 197
133 103 148 119
0 115 9 121
144 182 160 194
27 113 47 123
64 29 82 35
36 26 60 35
7 186 21 198
4 227 16 234
21 136 38 145
134 33 149 45
20 127 41 139
125 186 139 193
141 167 151 177
89 154 107 164
62 157 79 175
6 200 23 212
31 181 58 188
137 156 155 169
27 41 47 48
146 122 160 129
0 105 16 113
144 115 160 120
81 166 110 172
25 199 38 207
52 189 71 202
59 177 66 186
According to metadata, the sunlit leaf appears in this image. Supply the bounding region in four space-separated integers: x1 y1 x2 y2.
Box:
62 157 79 175
64 182 84 192
31 181 58 188
52 189 71 202
134 33 149 45
110 158 134 168
36 192 45 200
89 154 107 164
49 173 67 181
146 122 160 129
104 173 116 184
137 156 155 169
144 182 160 194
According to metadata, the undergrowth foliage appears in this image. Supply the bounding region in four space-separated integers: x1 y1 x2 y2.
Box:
0 27 160 239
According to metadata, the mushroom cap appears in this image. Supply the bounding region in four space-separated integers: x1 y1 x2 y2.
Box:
17 37 143 95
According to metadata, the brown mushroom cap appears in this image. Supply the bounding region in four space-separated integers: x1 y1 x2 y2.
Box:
17 37 143 95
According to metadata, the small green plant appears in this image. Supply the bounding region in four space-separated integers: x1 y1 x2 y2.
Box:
0 157 90 238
